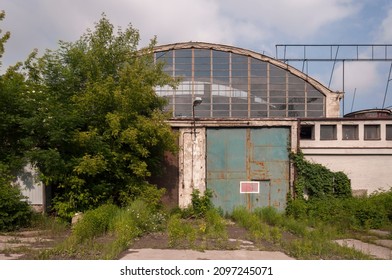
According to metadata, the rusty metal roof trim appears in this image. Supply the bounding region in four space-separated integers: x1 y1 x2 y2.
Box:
153 42 340 98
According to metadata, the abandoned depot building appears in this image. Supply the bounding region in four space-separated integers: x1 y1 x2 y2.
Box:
19 42 392 214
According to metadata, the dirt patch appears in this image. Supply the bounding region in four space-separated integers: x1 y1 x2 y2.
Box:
0 229 70 260
129 222 281 252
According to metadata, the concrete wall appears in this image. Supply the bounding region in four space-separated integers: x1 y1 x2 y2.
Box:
178 127 206 208
326 93 343 118
304 154 392 195
300 119 392 194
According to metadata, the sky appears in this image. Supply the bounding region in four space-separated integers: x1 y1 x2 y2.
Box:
2 0 392 114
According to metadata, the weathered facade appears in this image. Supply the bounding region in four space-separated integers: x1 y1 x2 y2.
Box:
168 119 298 213
300 117 392 195
17 42 392 213
152 42 392 212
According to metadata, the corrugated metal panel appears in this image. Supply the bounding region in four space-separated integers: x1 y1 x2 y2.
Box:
207 127 289 214
16 164 44 205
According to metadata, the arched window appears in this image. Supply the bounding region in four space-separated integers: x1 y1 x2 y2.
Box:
154 44 328 118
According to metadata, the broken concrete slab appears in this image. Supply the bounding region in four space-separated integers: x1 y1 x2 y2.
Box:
119 248 295 260
335 239 392 260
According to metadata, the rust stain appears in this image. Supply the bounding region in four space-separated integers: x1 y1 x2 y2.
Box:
247 193 252 211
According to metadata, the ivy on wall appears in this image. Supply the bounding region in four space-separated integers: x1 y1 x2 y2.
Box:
290 151 352 199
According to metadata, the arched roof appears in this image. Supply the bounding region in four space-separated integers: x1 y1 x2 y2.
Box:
153 42 339 99
153 42 343 118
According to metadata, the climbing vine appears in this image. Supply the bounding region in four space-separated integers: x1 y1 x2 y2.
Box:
290 151 352 199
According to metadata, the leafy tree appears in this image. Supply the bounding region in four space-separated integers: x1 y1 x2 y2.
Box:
0 11 33 230
0 10 30 171
23 15 177 219
0 11 10 63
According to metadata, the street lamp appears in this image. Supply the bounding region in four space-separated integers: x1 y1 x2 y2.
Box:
191 97 202 191
192 97 203 118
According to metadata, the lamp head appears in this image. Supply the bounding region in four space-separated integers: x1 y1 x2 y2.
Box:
193 97 203 106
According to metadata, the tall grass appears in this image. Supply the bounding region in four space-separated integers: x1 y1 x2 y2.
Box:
167 208 228 250
40 200 166 259
287 189 392 232
232 206 373 259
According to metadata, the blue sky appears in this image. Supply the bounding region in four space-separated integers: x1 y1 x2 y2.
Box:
2 0 392 114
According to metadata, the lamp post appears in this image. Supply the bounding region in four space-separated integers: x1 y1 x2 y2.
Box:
192 97 203 118
190 97 202 191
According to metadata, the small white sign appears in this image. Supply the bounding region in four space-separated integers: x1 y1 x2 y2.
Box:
240 181 260 193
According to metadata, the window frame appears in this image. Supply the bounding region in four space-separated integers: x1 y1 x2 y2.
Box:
300 125 315 140
320 124 337 140
364 124 381 141
342 124 359 140
386 125 392 140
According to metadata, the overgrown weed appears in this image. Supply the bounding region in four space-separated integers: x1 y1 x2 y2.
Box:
38 200 167 259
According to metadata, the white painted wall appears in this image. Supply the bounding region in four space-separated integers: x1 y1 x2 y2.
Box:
178 127 206 208
301 119 392 194
304 154 392 194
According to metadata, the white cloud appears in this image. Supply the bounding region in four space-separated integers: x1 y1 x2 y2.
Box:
379 6 392 42
329 61 388 111
331 61 381 93
220 0 360 40
2 0 360 61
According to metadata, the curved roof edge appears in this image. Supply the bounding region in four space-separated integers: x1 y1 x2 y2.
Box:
344 108 392 118
153 42 342 99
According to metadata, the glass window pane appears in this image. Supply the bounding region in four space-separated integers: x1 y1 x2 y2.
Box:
320 125 337 140
342 125 359 140
307 110 324 117
386 125 392 140
364 125 380 140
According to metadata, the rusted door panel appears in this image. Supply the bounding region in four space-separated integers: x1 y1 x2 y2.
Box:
207 127 289 214
250 128 290 211
207 128 246 213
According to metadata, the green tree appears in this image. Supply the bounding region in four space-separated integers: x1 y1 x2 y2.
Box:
0 11 33 230
24 15 177 219
0 11 28 171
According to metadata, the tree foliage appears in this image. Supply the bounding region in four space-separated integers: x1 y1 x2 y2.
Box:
19 15 177 218
0 163 32 231
0 11 30 171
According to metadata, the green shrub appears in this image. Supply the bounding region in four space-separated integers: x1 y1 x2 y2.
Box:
0 167 32 231
109 209 142 249
72 203 119 243
191 189 213 218
285 198 308 220
205 209 228 240
167 214 197 247
351 196 388 229
368 188 392 223
118 183 166 211
255 206 283 226
291 151 351 199
286 192 392 231
125 199 166 232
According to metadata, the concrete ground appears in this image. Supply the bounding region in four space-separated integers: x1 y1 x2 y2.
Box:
119 248 295 260
1 229 391 260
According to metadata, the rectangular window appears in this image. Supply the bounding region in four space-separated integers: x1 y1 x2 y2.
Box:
364 125 380 140
386 125 392 140
320 125 337 140
300 125 314 140
342 125 359 140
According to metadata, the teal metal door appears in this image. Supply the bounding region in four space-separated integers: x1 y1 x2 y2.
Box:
206 127 290 214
